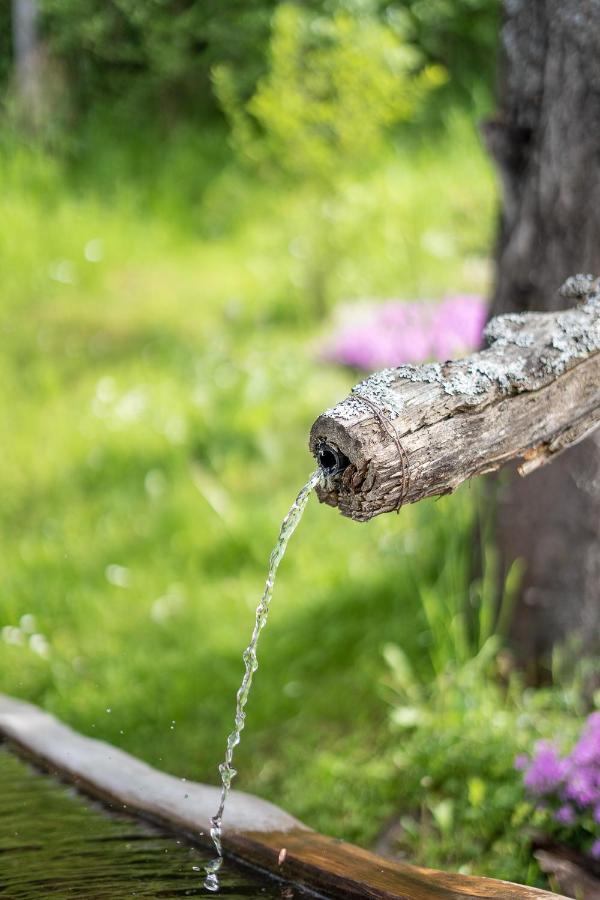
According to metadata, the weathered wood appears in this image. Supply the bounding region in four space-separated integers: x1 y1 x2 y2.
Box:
0 693 304 837
309 277 600 521
235 830 566 900
0 694 565 900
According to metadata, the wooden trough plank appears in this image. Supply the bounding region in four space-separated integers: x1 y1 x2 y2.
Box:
233 831 566 900
0 694 566 900
0 693 304 837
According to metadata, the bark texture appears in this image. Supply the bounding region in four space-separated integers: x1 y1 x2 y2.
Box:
309 283 600 522
484 0 600 670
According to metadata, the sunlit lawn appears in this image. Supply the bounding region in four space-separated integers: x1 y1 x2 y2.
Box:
4 113 569 875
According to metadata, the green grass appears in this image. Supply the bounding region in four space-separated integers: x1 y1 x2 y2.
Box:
0 113 583 886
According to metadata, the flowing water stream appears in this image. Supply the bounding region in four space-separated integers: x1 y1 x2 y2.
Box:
204 469 322 892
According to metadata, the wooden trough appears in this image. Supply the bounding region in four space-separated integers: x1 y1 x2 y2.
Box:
0 694 566 899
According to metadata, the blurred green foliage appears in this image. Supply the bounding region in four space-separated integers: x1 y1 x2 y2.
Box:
0 9 11 88
383 643 587 884
388 0 500 110
216 5 447 180
214 4 447 315
1 0 498 124
36 0 278 118
0 111 590 887
2 3 588 891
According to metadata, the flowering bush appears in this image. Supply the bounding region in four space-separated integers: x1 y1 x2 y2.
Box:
321 294 486 370
516 712 600 860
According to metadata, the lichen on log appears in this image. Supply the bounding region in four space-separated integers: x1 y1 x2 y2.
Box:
309 277 600 521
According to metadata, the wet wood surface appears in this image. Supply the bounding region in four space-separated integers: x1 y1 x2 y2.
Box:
310 277 600 521
233 830 567 900
0 694 566 900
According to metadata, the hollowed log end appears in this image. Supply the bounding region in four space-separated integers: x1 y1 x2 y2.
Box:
313 439 350 477
309 413 401 521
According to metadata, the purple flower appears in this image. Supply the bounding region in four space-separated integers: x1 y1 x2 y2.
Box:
554 805 576 826
320 295 487 371
518 713 600 852
564 768 600 808
585 712 600 733
523 742 568 796
431 295 487 360
514 754 529 772
570 714 600 767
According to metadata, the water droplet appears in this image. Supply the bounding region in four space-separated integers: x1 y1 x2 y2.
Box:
204 873 219 892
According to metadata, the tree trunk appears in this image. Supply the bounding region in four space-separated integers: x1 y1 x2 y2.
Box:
484 0 600 677
12 0 43 128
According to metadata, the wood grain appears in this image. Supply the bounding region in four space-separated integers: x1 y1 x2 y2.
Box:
234 830 567 900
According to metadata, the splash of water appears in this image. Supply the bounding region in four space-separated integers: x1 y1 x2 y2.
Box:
204 470 322 892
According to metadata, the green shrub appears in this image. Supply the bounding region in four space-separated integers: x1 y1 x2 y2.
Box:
35 0 283 120
215 3 446 314
382 641 588 885
2 1 499 128
388 0 500 110
217 4 446 181
378 491 587 887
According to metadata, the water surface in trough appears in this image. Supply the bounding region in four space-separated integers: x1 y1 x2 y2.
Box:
0 746 307 899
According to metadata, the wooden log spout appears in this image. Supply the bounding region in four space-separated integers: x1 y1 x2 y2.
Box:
309 275 600 521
